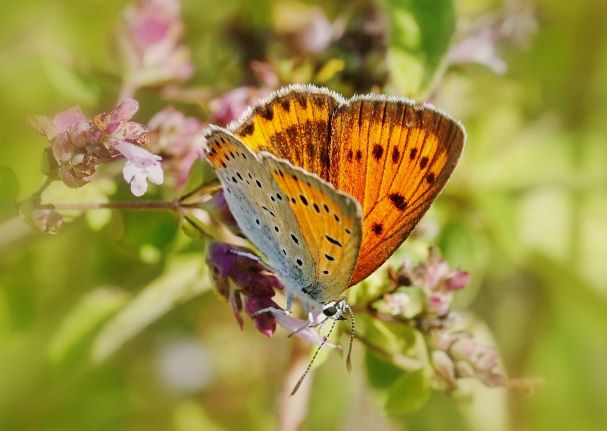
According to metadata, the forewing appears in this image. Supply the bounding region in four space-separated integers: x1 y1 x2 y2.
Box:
231 84 344 179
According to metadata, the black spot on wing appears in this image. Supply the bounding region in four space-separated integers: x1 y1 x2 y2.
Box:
372 144 383 160
392 147 400 163
326 235 342 247
240 123 255 136
388 193 407 211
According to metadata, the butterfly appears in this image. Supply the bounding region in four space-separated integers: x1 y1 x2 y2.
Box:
203 84 464 321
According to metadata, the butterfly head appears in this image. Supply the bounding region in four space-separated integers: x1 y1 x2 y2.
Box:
322 298 348 320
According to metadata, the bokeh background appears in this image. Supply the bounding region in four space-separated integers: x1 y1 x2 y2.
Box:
1 0 607 430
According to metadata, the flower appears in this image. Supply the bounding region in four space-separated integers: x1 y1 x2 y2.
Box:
118 0 194 89
209 86 272 126
207 242 327 343
274 5 344 54
447 10 537 75
429 331 505 388
29 99 163 196
204 190 239 234
375 249 505 389
29 206 64 234
447 27 507 75
386 247 470 318
148 107 205 188
207 242 281 336
115 142 164 196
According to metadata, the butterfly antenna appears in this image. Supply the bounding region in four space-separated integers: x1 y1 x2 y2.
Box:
345 304 355 372
290 318 337 396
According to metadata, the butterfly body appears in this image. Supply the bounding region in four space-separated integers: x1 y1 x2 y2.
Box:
204 85 464 315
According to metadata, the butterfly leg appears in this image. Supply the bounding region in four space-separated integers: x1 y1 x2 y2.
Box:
285 291 293 314
228 248 273 272
251 306 284 317
252 290 294 317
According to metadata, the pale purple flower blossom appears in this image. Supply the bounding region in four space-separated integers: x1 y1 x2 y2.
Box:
275 6 344 54
115 142 164 196
148 107 205 188
29 206 64 235
447 9 537 75
447 27 507 74
209 86 273 126
118 0 194 89
387 247 469 318
207 242 329 344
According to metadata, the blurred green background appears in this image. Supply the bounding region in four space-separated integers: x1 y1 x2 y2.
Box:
1 0 607 430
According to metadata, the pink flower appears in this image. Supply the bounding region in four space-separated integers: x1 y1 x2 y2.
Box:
447 27 507 74
118 0 194 89
30 99 163 196
115 142 164 196
447 10 537 75
443 270 470 291
148 107 205 188
427 292 451 317
209 86 272 126
386 248 470 318
274 6 344 54
29 206 64 234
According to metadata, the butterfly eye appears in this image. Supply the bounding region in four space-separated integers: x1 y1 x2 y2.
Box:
323 305 337 317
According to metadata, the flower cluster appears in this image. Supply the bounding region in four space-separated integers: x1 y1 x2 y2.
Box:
207 242 284 336
148 107 206 188
430 329 504 389
373 249 505 390
207 242 328 345
29 100 163 196
447 9 537 75
118 0 194 90
380 247 470 318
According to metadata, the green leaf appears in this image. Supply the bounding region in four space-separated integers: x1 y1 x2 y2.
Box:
383 0 455 98
385 369 431 416
0 165 19 212
48 288 129 364
118 210 179 254
365 350 404 390
91 254 210 362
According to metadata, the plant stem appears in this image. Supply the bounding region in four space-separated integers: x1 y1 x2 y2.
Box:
277 337 314 431
48 200 181 212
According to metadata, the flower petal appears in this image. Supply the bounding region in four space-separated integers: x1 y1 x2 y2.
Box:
129 172 149 197
53 106 88 134
146 163 164 185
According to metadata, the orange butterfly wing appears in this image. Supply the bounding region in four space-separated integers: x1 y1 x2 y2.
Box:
329 97 465 285
232 85 343 179
229 85 465 288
